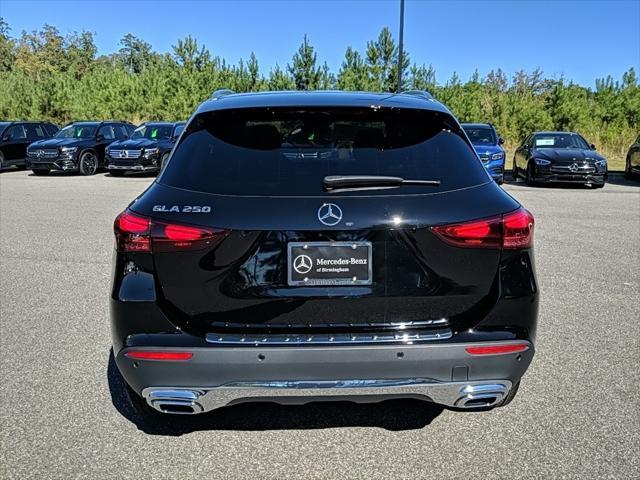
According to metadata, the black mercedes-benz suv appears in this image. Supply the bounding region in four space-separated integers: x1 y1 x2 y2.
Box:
27 121 135 175
111 90 538 418
0 121 58 170
513 131 608 187
106 121 186 176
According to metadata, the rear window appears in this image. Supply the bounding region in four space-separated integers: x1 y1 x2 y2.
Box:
160 107 489 196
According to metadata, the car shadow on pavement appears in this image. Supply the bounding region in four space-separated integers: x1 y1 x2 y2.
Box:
605 174 639 187
502 175 604 189
107 350 444 436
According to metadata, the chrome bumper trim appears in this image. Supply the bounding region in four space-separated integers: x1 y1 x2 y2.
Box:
142 379 512 414
107 164 157 171
205 329 453 346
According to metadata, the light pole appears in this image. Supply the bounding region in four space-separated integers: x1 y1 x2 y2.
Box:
397 0 405 92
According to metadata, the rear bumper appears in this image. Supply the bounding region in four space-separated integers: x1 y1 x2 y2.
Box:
116 340 534 413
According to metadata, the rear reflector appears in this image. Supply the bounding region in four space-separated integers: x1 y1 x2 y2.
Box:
432 207 534 250
114 209 229 253
465 343 529 356
125 351 194 361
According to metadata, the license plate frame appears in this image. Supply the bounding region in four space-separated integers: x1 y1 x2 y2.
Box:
287 241 372 286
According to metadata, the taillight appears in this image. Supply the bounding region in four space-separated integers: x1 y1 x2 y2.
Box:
503 208 534 249
432 208 534 250
114 209 229 253
465 343 529 356
115 211 151 252
431 216 502 248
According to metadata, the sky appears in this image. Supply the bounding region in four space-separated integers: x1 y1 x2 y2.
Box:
1 0 638 88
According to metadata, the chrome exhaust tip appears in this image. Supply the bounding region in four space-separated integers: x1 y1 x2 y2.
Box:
146 389 205 415
454 383 508 409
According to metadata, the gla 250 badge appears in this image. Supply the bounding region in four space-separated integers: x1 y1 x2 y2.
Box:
152 205 212 213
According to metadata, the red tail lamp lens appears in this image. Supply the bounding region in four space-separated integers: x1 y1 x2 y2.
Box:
432 216 502 248
114 211 151 252
503 208 534 249
465 343 529 356
432 208 534 250
125 351 193 361
113 209 229 253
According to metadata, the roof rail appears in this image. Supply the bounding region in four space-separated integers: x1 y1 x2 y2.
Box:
211 89 235 100
400 90 434 100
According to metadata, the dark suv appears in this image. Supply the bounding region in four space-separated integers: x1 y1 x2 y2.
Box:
0 121 59 170
27 121 135 175
111 91 538 419
106 121 186 176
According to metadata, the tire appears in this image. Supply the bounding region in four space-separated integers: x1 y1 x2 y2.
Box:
109 170 126 177
0 151 4 170
32 169 50 176
497 380 520 408
125 383 163 421
624 156 632 179
593 183 605 189
512 159 518 180
525 162 536 186
160 152 170 172
78 151 98 176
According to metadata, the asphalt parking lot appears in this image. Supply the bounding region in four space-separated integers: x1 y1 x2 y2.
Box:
1 169 639 479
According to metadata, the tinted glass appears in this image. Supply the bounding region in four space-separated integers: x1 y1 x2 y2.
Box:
463 126 496 145
173 124 185 137
534 133 589 149
0 122 10 136
56 125 97 139
131 124 173 140
7 125 26 139
25 124 47 139
160 107 487 196
113 125 129 139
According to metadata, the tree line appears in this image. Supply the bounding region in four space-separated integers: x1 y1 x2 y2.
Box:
1 18 638 166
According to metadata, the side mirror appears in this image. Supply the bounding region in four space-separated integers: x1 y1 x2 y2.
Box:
96 134 104 142
1 135 9 142
590 144 596 150
498 137 505 145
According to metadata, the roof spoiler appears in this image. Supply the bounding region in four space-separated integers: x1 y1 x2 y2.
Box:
211 89 235 100
400 90 434 100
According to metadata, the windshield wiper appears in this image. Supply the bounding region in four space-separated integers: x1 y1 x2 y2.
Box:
323 175 441 192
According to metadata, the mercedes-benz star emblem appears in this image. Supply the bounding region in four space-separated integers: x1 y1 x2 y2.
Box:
317 203 343 226
293 254 313 274
569 163 579 173
119 150 126 158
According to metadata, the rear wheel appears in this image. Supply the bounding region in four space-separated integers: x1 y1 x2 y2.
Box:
32 169 50 176
624 156 632 179
496 380 520 407
79 151 98 176
525 162 536 186
110 170 126 177
0 152 4 170
160 152 170 172
511 159 518 180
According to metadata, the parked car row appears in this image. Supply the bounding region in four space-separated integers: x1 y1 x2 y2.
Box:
0 120 186 176
460 123 636 188
2 117 638 185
